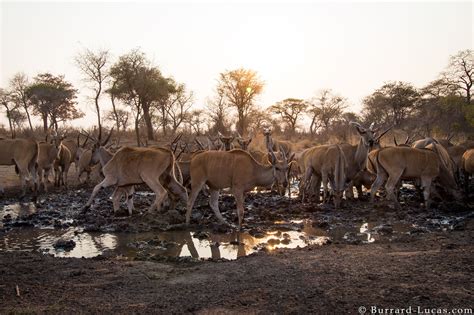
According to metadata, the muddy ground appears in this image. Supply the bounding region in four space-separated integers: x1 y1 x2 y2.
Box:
0 165 473 314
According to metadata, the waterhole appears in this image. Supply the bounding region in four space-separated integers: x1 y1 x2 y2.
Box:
0 219 417 260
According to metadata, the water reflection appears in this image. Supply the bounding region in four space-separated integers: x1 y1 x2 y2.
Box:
0 219 417 260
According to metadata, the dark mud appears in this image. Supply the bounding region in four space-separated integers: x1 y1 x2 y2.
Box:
0 183 473 313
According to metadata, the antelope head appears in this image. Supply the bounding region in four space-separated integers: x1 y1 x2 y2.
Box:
208 134 223 150
268 149 294 190
351 122 392 150
262 127 272 136
218 132 234 151
89 128 114 164
235 132 252 150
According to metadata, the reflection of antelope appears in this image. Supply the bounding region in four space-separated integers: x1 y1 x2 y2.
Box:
186 149 292 229
0 138 38 199
83 147 187 216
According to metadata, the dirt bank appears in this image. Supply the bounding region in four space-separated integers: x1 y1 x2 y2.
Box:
0 227 472 314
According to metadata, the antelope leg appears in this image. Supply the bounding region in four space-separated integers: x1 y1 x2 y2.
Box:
233 189 245 230
420 176 433 209
370 173 386 203
185 181 205 226
84 177 115 210
385 169 403 210
209 189 227 225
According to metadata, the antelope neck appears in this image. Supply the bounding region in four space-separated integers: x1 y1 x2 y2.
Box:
254 163 276 187
354 139 369 170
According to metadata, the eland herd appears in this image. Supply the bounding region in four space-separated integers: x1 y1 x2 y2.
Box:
1 122 473 229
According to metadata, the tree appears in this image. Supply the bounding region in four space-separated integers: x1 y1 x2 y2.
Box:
307 89 347 134
270 98 308 134
217 68 264 135
186 109 207 135
362 81 419 127
75 48 110 141
415 79 472 137
110 49 174 141
165 83 194 134
106 81 122 138
0 88 18 138
247 107 272 134
26 73 82 132
443 49 473 104
105 108 129 132
206 89 231 134
9 73 33 131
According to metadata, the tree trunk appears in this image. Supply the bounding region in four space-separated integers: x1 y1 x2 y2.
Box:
23 104 33 131
110 93 121 144
42 113 48 132
95 88 102 142
4 107 14 139
237 111 245 135
142 104 155 140
161 106 167 136
135 117 141 147
310 116 316 134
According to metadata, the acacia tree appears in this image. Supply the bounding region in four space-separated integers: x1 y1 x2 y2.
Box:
415 79 471 137
26 73 82 132
443 49 473 104
9 73 33 131
270 98 308 134
186 109 207 135
165 82 194 134
75 48 110 141
0 88 19 138
217 68 264 135
106 81 122 138
110 49 175 141
307 89 347 134
247 107 272 135
362 82 419 127
105 108 129 132
206 89 231 134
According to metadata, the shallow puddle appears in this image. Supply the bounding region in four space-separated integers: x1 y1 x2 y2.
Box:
0 219 419 260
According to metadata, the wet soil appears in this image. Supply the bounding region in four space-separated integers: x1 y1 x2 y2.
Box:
0 170 473 313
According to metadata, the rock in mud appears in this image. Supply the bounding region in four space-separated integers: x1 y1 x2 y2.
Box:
53 239 76 251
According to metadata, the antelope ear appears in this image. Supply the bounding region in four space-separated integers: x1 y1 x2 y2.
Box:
247 138 252 145
289 153 295 162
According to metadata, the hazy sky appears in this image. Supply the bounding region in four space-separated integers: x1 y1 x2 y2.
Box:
0 1 472 128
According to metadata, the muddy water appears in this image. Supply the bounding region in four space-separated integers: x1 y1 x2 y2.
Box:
1 188 470 261
0 218 417 260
